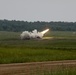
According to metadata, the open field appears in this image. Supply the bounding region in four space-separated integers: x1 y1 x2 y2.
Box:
0 31 76 64
0 31 76 75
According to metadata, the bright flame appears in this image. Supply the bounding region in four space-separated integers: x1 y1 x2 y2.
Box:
41 29 49 35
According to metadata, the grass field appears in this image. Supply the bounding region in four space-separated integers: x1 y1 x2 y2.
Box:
0 31 76 64
0 31 76 75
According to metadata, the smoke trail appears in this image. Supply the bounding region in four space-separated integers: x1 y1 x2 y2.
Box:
41 29 49 35
20 29 49 40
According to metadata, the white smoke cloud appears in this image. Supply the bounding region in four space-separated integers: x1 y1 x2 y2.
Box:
20 29 49 40
20 29 43 40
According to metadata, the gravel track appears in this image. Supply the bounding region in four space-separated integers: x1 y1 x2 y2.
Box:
0 60 76 75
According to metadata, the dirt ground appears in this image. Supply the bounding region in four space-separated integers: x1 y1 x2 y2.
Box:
0 60 76 75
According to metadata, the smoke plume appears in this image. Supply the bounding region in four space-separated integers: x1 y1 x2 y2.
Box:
20 29 49 40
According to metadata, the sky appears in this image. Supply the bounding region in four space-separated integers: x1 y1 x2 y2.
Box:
0 0 76 22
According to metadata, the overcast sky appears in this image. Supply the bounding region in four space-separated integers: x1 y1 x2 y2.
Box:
0 0 76 22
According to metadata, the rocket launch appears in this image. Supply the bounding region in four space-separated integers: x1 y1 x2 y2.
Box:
20 29 49 40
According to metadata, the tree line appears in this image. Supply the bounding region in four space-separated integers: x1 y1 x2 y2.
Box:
0 19 76 32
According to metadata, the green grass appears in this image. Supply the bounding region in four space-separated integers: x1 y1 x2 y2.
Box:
0 31 76 64
0 48 76 64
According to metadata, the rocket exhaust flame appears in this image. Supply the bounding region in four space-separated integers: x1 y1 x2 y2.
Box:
41 29 49 35
20 29 49 40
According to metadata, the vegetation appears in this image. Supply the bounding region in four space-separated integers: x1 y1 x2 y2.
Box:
0 19 76 32
0 31 76 64
0 20 76 74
